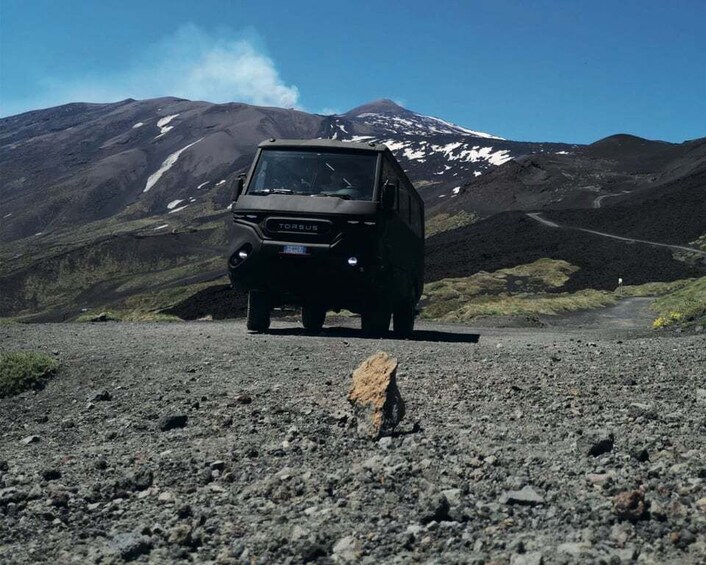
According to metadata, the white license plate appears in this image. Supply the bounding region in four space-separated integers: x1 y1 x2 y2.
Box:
282 245 308 255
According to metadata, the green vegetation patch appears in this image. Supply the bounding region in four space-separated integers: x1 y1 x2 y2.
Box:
690 234 706 252
422 287 615 322
672 234 706 265
0 351 59 398
425 211 478 238
498 258 579 288
618 279 692 298
421 258 603 321
651 276 706 328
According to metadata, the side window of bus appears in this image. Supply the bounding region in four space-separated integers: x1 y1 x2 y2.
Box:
410 197 422 237
398 185 411 227
382 159 398 208
382 158 417 230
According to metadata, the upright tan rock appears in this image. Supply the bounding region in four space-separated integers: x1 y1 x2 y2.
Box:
348 352 405 439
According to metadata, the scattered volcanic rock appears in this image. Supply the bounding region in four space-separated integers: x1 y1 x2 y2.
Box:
348 352 405 439
631 447 650 462
90 312 111 322
131 468 153 491
577 429 614 457
332 535 361 562
500 486 545 506
510 552 544 565
110 533 152 560
19 435 40 446
41 469 61 481
613 489 649 522
158 414 188 431
419 491 452 524
168 524 196 547
669 529 696 549
90 390 112 402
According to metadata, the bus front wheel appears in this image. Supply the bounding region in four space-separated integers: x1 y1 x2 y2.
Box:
361 307 391 337
247 290 271 332
302 306 326 332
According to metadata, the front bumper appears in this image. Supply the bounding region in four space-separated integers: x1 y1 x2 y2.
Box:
227 221 381 310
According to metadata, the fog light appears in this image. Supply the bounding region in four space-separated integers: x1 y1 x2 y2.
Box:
238 249 249 260
347 256 358 267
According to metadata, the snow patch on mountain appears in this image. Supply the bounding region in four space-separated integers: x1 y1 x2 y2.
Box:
429 143 512 165
167 199 184 210
403 146 426 160
132 122 144 129
143 137 203 193
352 111 502 139
155 114 179 138
383 140 407 152
428 116 503 139
168 205 188 214
157 114 179 129
372 138 512 172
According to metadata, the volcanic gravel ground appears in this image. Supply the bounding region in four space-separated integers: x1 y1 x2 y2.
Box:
425 212 705 290
1 320 705 564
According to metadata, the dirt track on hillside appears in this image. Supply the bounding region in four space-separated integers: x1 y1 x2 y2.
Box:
1 319 705 564
526 213 706 259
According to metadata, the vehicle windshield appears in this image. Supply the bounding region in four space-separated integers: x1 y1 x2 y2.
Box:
247 150 377 201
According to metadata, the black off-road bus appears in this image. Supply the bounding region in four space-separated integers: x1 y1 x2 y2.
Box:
227 139 424 336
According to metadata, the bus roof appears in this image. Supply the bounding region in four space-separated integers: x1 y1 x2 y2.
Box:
257 138 390 154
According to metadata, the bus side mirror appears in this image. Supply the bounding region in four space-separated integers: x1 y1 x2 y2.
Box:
381 179 398 211
232 174 246 201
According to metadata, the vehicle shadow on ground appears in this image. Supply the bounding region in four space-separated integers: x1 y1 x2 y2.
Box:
264 326 480 343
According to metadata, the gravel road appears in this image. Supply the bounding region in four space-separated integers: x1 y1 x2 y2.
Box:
1 319 705 564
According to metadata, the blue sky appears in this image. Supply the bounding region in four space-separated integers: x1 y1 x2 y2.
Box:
1 0 705 143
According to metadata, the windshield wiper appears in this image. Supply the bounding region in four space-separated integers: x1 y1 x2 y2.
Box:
310 192 352 200
249 188 294 195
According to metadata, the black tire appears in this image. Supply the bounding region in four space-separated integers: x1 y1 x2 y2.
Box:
302 306 326 332
246 290 270 332
361 306 391 337
393 296 416 338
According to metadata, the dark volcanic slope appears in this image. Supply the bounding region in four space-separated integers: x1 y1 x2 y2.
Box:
0 98 324 242
430 134 706 221
547 169 706 245
425 213 705 289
